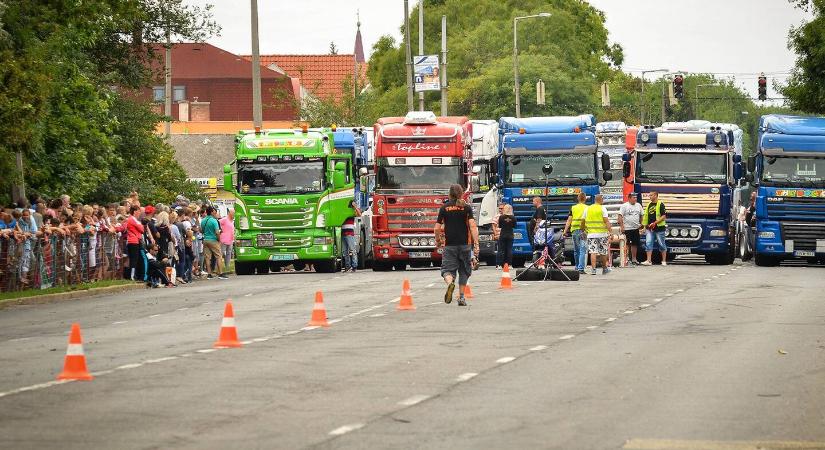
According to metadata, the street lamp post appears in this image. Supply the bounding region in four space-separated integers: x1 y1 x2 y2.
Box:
695 83 716 118
513 13 551 118
639 68 668 125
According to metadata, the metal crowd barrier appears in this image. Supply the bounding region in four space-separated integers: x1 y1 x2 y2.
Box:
0 232 124 293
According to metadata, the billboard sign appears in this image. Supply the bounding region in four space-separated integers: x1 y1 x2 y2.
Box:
414 55 440 92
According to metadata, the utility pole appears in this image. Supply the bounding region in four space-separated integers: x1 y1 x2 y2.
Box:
513 13 551 118
440 15 448 116
404 0 414 112
164 29 172 137
639 69 668 125
418 2 424 111
251 0 263 129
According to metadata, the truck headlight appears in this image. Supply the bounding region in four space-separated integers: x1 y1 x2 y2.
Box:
689 228 700 238
314 236 332 245
428 237 436 246
316 214 326 227
401 238 411 246
758 231 775 239
411 237 420 246
235 239 252 247
709 229 726 237
679 228 689 237
239 216 250 230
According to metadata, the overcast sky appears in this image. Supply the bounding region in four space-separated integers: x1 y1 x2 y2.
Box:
187 0 811 99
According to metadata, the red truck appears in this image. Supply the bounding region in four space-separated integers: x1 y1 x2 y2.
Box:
371 111 474 271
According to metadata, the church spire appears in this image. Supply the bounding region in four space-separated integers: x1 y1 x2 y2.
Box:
354 10 365 63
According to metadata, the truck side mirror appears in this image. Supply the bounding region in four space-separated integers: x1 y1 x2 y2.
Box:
733 162 743 181
601 153 611 171
470 175 480 192
223 164 233 192
603 171 613 182
745 173 754 183
333 161 347 189
747 155 756 173
622 161 630 179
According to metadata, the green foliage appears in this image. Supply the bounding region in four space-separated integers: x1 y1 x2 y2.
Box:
783 0 825 113
0 0 218 205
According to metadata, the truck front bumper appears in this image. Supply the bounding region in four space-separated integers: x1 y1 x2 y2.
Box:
755 220 825 259
234 231 335 262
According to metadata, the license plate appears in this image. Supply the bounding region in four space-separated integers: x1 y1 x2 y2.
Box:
794 250 815 257
513 232 523 240
409 251 431 258
269 253 297 261
257 233 274 247
669 247 691 254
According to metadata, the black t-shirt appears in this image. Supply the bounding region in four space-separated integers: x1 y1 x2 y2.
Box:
533 205 547 221
498 214 516 240
645 202 667 231
437 200 474 246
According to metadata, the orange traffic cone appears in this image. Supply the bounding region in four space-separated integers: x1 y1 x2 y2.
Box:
308 291 330 327
464 283 475 299
397 279 416 310
214 301 242 348
499 264 513 290
57 323 93 381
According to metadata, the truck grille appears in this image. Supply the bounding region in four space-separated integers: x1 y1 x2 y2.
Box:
780 222 825 251
642 192 719 215
387 206 440 231
249 206 314 230
513 195 577 225
257 234 312 248
767 197 825 221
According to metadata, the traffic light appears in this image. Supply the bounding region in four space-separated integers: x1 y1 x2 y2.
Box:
758 73 768 101
673 74 684 100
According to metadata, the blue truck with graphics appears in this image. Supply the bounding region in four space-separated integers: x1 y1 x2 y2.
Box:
746 114 825 266
496 116 611 267
332 127 374 268
623 123 743 264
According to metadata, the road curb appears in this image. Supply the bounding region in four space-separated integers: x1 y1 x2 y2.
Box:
0 282 145 309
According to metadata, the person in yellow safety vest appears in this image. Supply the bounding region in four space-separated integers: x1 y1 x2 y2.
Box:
562 192 589 273
581 194 612 275
640 191 668 266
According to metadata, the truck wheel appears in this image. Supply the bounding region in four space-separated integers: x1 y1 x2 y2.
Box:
754 253 780 267
292 262 306 272
255 262 269 274
235 261 255 276
372 261 392 271
393 262 407 271
315 259 336 273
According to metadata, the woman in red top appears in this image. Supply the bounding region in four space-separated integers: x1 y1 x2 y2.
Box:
126 205 146 281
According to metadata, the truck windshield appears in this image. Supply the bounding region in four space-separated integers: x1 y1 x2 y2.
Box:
636 152 726 183
762 156 825 186
237 161 325 195
506 153 596 185
377 165 460 190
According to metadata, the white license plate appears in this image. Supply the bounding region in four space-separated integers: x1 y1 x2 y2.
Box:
669 247 691 254
409 251 431 258
269 253 297 261
794 250 815 257
513 232 523 240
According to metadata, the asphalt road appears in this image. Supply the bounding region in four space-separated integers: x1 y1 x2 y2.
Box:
0 259 823 449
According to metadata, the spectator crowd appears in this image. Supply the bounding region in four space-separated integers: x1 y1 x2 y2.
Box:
0 192 236 292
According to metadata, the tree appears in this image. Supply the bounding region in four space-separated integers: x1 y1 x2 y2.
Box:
783 0 825 113
329 41 338 55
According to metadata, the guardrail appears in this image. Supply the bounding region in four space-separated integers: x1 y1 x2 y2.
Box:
0 232 123 293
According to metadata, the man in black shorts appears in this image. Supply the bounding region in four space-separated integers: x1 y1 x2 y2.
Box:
618 193 643 265
434 184 479 306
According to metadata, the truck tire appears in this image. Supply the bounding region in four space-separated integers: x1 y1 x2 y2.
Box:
235 261 255 276
255 262 269 274
393 262 407 271
315 259 336 273
754 253 780 267
292 262 306 272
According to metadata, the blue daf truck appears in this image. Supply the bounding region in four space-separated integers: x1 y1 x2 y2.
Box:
623 123 744 264
496 116 611 267
748 114 825 266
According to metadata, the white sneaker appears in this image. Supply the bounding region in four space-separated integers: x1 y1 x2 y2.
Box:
661 261 668 266
640 261 652 266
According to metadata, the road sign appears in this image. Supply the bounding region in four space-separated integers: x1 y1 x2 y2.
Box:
414 55 440 92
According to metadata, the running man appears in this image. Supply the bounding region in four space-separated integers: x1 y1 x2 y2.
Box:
434 184 479 306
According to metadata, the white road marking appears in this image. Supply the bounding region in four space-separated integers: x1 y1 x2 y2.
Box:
665 293 674 297
0 380 71 399
529 345 548 351
429 302 442 306
145 356 178 364
116 363 144 370
426 283 435 288
90 370 114 376
251 338 269 343
704 278 712 281
329 423 365 436
112 321 127 325
481 291 491 295
240 340 254 345
398 394 431 406
149 314 161 318
623 311 635 315
176 307 189 311
640 304 651 308
719 273 727 277
496 356 516 364
328 319 343 324
559 334 575 340
653 298 664 302
605 317 617 322
301 326 320 331
586 326 599 330
196 349 217 354
675 289 685 293
179 353 193 358
283 330 301 336
369 313 386 318
712 276 719 279
456 372 478 382
243 293 253 297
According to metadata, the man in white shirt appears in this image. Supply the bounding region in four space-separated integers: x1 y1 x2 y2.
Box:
618 193 643 265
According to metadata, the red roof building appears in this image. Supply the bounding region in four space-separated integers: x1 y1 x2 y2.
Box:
243 54 368 103
142 43 299 122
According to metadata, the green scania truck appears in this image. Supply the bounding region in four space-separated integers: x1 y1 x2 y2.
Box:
223 127 356 274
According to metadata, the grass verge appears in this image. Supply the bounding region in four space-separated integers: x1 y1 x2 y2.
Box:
0 279 133 303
